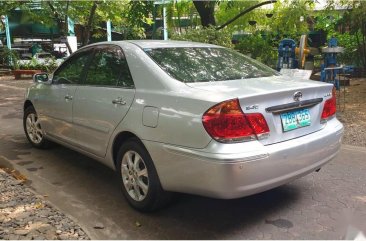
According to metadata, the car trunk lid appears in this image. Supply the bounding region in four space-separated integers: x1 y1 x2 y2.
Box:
186 76 334 145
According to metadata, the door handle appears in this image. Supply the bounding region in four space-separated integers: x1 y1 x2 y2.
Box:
65 95 73 101
112 97 126 105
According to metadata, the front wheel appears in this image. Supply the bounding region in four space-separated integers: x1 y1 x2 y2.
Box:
117 138 171 212
23 106 50 148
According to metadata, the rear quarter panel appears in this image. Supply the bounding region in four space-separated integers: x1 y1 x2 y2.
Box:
113 90 218 149
110 42 229 149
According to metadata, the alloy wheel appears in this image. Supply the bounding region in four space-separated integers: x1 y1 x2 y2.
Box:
121 151 149 201
25 113 43 144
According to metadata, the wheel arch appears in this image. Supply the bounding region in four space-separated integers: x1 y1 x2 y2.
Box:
112 131 145 168
24 100 34 112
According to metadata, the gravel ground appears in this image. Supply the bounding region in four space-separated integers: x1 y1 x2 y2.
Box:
0 169 90 240
337 78 366 147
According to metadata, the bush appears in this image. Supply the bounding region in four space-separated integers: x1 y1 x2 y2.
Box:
234 34 277 68
0 48 19 69
170 26 234 48
331 32 360 67
17 57 58 73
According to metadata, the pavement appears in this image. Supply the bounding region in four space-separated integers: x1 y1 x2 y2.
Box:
0 78 366 239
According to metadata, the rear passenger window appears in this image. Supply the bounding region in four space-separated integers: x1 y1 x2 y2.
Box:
84 46 134 87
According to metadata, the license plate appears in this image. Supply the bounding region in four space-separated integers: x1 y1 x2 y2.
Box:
280 109 311 132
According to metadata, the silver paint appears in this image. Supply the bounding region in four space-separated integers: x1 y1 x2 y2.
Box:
24 40 343 199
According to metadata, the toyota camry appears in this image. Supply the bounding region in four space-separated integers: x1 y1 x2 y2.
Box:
24 40 344 211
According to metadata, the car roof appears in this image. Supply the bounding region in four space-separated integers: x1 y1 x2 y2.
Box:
76 40 224 54
125 40 222 49
82 40 223 49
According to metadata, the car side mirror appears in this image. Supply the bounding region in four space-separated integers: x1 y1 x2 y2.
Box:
33 73 50 84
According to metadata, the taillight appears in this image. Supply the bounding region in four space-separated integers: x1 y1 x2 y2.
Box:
246 113 270 140
321 87 336 121
202 99 269 143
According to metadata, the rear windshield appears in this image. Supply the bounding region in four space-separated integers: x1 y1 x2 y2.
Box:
144 47 279 83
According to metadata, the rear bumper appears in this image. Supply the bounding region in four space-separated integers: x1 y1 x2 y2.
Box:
143 118 344 199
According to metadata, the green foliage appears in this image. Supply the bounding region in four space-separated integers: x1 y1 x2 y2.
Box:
17 58 58 73
106 1 155 40
0 48 19 69
1 0 147 41
215 0 311 39
114 26 147 40
67 1 131 28
171 26 233 48
314 13 343 36
125 1 154 27
215 1 260 32
331 32 360 66
314 0 366 68
234 34 277 68
165 0 196 32
267 0 312 39
342 1 366 69
111 1 154 40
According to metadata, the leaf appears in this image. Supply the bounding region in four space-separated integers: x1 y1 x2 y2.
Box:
34 202 45 209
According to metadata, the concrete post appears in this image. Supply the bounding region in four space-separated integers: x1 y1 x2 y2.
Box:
107 20 112 41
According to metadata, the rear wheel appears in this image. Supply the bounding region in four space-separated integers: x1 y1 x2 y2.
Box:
117 138 171 212
23 106 50 148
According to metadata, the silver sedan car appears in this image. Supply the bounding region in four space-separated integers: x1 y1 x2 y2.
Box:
24 40 344 211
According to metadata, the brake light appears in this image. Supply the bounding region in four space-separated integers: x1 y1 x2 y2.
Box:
246 113 270 139
202 99 269 143
321 87 336 121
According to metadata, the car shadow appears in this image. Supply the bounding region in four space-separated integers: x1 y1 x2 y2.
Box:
2 135 303 239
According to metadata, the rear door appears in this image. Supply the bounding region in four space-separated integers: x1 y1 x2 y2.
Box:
72 45 135 157
37 49 93 144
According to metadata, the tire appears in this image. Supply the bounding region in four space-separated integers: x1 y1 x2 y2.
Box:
116 138 171 212
23 106 50 149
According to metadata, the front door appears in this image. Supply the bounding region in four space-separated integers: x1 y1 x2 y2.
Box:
38 49 93 144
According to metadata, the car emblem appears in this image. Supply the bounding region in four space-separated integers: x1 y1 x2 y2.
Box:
245 104 259 111
293 91 303 102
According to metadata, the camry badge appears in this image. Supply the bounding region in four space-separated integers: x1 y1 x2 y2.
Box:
293 91 303 102
245 104 259 111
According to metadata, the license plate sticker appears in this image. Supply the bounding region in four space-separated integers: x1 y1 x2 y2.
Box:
280 109 311 132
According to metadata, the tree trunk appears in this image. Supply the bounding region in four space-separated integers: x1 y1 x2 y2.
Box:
362 19 366 70
47 1 64 34
176 3 182 33
82 1 99 46
193 1 216 27
355 32 364 69
64 0 70 34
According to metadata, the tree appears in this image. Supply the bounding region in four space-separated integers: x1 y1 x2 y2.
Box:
0 0 149 44
215 1 261 32
63 0 154 43
314 0 366 68
191 0 277 30
83 1 99 45
266 0 312 39
216 0 276 30
341 1 366 69
192 1 216 27
46 1 65 34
